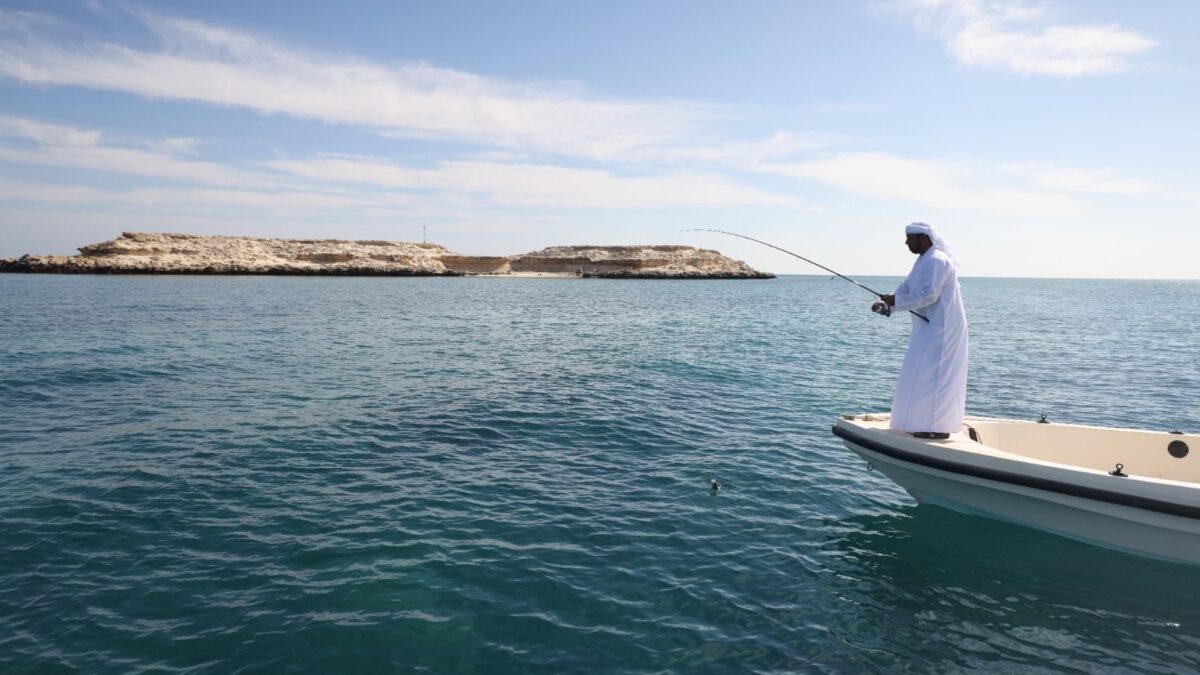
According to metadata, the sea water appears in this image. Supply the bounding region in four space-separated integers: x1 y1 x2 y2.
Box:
1 274 1198 673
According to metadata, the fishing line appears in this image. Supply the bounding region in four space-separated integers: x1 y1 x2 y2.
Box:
684 228 929 323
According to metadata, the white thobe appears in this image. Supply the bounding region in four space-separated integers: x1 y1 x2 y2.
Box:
889 249 968 434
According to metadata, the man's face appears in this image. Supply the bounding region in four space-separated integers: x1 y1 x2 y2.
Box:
905 233 923 254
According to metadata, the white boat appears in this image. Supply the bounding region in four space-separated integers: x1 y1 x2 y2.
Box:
833 414 1200 565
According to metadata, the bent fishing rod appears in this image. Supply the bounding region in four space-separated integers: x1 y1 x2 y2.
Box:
683 229 929 323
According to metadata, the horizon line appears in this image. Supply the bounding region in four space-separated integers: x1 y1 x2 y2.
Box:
775 273 1200 282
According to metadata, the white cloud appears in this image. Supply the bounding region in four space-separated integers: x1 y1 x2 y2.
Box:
0 115 796 211
804 103 889 114
267 155 799 209
0 179 386 212
0 116 101 147
632 131 839 166
767 151 1079 216
0 9 56 33
0 116 1153 225
0 145 257 187
0 8 1162 234
0 12 713 160
1004 161 1154 195
0 116 283 188
150 137 202 156
893 0 1155 75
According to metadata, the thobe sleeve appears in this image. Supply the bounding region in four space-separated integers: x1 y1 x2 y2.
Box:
893 255 949 312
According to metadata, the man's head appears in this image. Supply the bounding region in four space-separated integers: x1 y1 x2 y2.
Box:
905 232 932 255
904 222 934 255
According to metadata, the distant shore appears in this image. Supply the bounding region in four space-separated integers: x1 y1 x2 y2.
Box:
1 232 774 279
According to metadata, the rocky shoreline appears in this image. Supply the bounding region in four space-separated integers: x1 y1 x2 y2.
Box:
0 233 773 279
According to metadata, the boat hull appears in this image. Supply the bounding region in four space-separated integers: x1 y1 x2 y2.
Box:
835 418 1200 565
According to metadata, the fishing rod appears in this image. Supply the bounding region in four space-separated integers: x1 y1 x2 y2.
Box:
683 228 929 323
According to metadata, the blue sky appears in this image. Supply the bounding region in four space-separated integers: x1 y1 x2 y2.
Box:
0 0 1196 277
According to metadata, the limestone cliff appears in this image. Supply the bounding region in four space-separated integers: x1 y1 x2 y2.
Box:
509 245 772 278
0 233 457 276
0 232 773 279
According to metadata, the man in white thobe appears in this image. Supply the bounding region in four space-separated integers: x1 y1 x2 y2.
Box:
875 223 968 439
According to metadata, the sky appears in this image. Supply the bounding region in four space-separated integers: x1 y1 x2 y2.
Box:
0 0 1197 278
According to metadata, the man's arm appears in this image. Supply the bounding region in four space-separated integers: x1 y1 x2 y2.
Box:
890 255 949 312
878 265 913 311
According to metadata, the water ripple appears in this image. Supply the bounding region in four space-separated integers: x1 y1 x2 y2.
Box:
1 276 1198 673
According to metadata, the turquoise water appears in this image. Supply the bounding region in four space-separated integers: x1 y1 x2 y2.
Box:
2 274 1198 673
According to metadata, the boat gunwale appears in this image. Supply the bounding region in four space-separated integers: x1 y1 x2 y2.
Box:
832 423 1200 520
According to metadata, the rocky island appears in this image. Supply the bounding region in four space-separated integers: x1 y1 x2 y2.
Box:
0 233 773 279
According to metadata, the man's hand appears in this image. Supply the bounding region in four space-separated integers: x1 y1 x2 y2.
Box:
880 293 896 307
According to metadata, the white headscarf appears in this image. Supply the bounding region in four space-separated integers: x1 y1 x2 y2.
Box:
905 222 958 269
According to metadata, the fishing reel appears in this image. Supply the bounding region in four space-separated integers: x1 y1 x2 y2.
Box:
871 300 891 317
